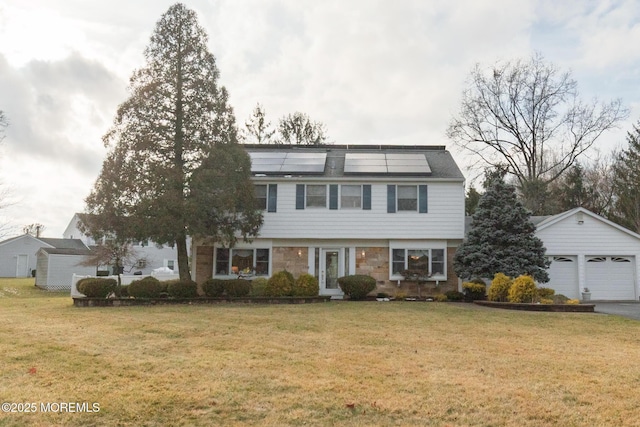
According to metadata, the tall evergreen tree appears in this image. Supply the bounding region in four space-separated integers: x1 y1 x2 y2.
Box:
85 3 262 281
611 122 640 233
454 173 550 282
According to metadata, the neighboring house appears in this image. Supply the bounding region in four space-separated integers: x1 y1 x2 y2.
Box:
0 234 91 278
536 207 640 301
35 239 95 291
465 207 640 301
191 144 466 297
63 213 182 275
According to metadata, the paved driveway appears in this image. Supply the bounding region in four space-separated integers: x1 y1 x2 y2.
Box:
593 302 640 320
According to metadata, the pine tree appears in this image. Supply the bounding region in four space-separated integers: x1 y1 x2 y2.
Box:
611 122 640 233
85 3 262 281
454 173 550 282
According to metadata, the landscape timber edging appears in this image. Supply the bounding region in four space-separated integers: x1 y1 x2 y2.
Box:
473 300 595 312
73 296 332 307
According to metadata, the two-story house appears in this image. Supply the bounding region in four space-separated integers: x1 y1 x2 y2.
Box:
192 144 466 297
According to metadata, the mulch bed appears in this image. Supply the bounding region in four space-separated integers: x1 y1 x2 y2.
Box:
474 300 595 312
73 296 332 307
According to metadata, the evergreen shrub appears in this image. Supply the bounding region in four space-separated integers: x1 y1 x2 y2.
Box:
120 285 129 297
487 273 512 302
337 275 376 300
77 278 116 298
128 276 163 298
293 273 319 297
224 279 252 297
462 281 486 301
536 287 555 299
202 278 226 297
167 279 199 298
251 277 268 297
444 290 464 301
265 270 295 296
433 294 448 302
507 275 537 303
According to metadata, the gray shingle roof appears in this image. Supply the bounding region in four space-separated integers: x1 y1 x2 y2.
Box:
244 144 465 180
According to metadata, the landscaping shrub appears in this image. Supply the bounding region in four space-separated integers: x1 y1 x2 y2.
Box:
77 278 116 298
433 294 447 302
202 278 226 297
462 281 486 301
251 277 268 297
224 279 252 297
128 276 163 298
120 285 129 297
293 273 319 297
536 287 555 299
487 273 512 302
507 275 537 303
566 299 580 305
553 294 569 304
444 290 464 301
337 275 376 300
265 270 295 297
540 298 554 304
167 279 199 298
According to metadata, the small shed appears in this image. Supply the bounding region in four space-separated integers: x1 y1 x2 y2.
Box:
537 207 640 301
0 234 55 277
35 241 94 291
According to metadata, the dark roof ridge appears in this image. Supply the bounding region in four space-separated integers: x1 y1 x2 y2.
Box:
242 144 447 151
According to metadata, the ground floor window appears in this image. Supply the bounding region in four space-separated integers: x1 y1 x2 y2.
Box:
215 248 270 276
391 248 445 278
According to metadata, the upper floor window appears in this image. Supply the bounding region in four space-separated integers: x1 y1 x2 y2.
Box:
387 185 428 213
306 185 327 208
254 184 277 212
341 185 362 208
296 184 371 210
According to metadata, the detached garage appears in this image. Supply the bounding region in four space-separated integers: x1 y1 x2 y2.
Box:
536 208 640 301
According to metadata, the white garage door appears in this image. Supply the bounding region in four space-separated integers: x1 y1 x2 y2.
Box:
547 256 579 299
586 256 636 300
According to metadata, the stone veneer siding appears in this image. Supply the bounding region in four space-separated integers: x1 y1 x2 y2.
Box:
271 247 309 278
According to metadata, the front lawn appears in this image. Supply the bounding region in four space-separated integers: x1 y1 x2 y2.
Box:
0 278 637 426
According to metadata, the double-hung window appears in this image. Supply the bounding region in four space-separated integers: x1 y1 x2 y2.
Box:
387 185 428 213
254 184 277 212
306 185 327 208
391 248 445 278
341 185 362 208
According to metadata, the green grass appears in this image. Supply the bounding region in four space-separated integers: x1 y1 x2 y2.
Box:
0 278 639 426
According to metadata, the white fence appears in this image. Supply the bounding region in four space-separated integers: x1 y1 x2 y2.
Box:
71 272 180 297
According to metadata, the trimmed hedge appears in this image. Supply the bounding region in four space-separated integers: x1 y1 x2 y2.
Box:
202 279 226 297
337 275 376 300
462 281 486 301
251 277 268 297
167 279 199 298
128 276 163 298
224 279 252 297
266 270 295 297
293 273 319 297
445 290 464 301
77 278 116 298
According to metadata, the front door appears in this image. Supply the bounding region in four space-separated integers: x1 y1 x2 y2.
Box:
320 249 343 297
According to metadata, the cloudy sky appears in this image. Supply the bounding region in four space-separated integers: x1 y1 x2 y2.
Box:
1 0 639 238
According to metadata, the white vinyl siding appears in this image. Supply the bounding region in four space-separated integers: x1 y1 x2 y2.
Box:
257 182 464 240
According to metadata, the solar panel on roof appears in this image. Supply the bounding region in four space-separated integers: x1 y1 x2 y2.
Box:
344 152 431 175
249 151 327 174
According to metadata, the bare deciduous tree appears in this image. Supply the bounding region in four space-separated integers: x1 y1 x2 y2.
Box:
242 103 276 144
447 53 628 213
